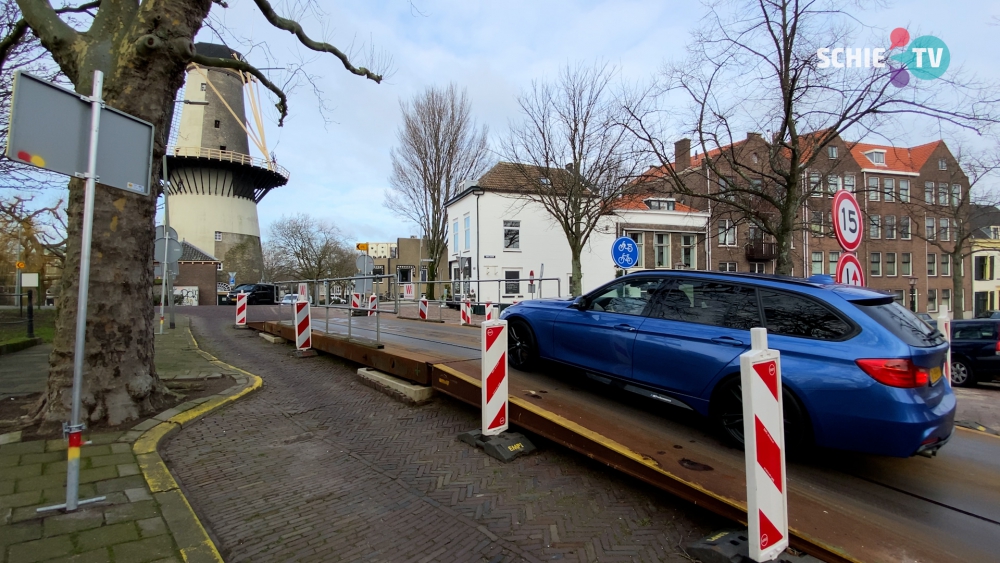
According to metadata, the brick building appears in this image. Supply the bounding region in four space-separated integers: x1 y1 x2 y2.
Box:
641 132 972 316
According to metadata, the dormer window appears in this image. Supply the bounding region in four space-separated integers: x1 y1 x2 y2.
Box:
539 178 551 185
864 150 886 165
644 198 676 211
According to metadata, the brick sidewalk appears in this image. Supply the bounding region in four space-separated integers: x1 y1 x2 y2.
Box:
0 316 254 563
163 308 721 562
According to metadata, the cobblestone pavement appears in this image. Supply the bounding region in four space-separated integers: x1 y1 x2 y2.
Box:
163 307 721 562
954 383 1000 432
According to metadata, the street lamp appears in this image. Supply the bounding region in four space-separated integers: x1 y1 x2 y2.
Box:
909 277 918 312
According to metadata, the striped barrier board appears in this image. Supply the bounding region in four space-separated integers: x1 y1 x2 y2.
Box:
740 327 787 561
481 319 508 436
461 299 472 326
235 292 247 325
351 293 361 312
485 301 494 322
419 297 428 320
294 301 311 351
368 294 378 317
939 308 951 384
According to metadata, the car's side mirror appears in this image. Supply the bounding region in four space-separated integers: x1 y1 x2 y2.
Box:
571 296 587 310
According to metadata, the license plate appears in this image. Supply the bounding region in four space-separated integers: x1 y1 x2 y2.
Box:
930 366 943 384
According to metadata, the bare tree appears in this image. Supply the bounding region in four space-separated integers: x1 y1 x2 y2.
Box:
268 214 354 281
623 0 1000 275
222 238 264 286
8 0 388 427
261 239 294 282
503 62 643 295
0 195 67 295
384 83 490 300
898 146 1000 318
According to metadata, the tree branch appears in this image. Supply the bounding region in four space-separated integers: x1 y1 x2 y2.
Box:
0 18 28 68
14 0 80 66
191 53 289 126
250 0 383 84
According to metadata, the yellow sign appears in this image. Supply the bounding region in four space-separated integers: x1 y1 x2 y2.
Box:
15 261 25 269
356 243 368 251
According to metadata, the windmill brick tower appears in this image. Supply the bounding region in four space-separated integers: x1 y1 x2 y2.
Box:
166 43 288 287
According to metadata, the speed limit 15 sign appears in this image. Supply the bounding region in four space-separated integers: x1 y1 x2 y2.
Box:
832 190 862 252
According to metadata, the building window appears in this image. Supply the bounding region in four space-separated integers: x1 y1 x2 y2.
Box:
886 252 897 276
503 220 520 249
844 175 855 193
925 181 935 204
655 233 670 267
219 145 226 151
420 268 428 282
928 253 937 276
899 179 910 202
902 252 912 276
719 176 736 201
900 216 911 240
452 221 459 252
217 262 223 271
646 199 676 210
752 263 766 273
213 120 220 129
870 252 881 277
629 232 645 268
200 83 207 91
865 151 885 164
718 220 736 246
868 176 879 200
504 270 521 295
827 175 839 196
938 183 949 206
939 218 950 241
810 209 823 236
464 216 470 250
398 266 413 284
993 226 1000 240
809 173 821 197
681 235 696 269
941 254 951 276
869 214 881 239
952 184 961 207
925 217 935 240
719 262 737 272
928 289 938 312
811 252 823 275
939 158 947 170
828 146 838 159
885 215 896 239
882 178 894 202
829 251 840 275
975 256 990 280
214 231 222 241
751 179 762 191
942 289 952 311
892 290 905 305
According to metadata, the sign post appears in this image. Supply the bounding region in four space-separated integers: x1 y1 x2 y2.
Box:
832 189 864 287
740 328 788 562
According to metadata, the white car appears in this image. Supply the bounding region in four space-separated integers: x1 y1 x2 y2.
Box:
280 294 313 305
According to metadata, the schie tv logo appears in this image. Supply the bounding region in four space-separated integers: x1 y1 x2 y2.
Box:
817 27 950 88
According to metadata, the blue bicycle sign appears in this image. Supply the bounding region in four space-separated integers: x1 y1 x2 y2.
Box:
611 236 639 269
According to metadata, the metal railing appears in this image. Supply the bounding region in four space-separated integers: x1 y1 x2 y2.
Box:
268 275 563 346
166 145 290 179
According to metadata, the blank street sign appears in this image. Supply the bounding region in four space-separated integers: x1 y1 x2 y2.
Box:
5 71 154 196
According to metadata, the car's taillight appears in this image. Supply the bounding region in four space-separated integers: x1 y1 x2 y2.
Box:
995 339 1000 355
856 358 929 388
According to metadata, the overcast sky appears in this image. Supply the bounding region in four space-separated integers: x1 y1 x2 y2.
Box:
191 0 1000 246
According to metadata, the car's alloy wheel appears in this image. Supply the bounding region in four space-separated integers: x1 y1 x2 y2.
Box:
507 320 538 372
713 377 811 452
951 360 974 387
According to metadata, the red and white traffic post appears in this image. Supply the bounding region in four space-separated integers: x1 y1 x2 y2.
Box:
485 301 494 321
833 189 865 286
368 293 378 317
481 319 509 435
234 292 247 326
351 292 362 312
419 297 429 320
294 300 312 351
740 327 787 561
939 307 952 383
461 299 472 325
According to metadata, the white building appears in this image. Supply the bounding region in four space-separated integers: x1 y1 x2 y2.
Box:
445 162 710 303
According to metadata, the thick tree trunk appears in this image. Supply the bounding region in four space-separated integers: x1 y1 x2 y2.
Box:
952 253 965 319
30 0 213 428
570 245 583 296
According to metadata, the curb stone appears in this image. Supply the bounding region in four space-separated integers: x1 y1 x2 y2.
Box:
131 323 264 563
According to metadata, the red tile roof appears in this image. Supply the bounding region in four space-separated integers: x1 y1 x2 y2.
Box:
615 193 700 212
848 140 941 173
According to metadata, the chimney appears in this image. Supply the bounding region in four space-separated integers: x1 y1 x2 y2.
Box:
747 132 762 141
674 138 691 171
462 179 479 190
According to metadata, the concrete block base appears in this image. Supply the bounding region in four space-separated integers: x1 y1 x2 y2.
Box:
259 333 285 344
233 324 251 330
294 349 318 358
357 368 434 405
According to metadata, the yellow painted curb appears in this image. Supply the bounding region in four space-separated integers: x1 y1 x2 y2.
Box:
133 323 265 563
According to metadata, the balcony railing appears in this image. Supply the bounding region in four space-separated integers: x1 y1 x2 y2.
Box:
167 145 290 180
745 240 778 261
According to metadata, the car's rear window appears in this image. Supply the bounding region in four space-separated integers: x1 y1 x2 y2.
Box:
854 301 946 347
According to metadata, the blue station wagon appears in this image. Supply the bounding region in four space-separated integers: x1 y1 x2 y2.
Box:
499 271 955 457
